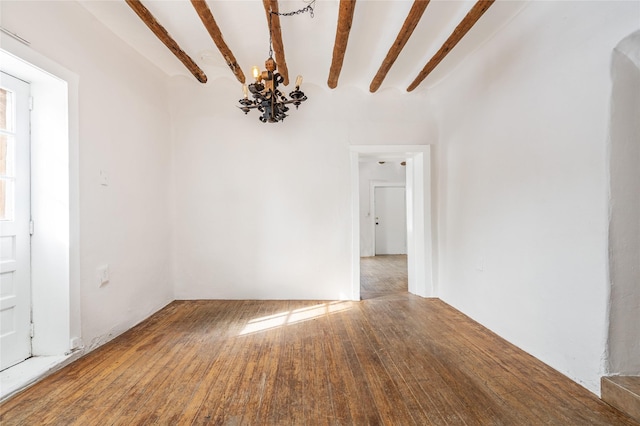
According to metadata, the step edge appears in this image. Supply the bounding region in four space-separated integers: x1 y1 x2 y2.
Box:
601 376 640 423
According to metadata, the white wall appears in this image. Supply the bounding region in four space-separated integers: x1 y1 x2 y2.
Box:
432 1 640 394
607 30 640 376
1 1 174 350
0 0 438 345
358 161 406 257
169 78 436 300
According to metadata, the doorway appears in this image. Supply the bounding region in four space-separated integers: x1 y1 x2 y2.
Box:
358 161 408 299
0 43 80 399
349 145 434 301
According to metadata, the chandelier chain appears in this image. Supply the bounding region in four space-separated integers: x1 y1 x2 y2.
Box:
268 12 274 58
267 0 315 57
270 0 316 18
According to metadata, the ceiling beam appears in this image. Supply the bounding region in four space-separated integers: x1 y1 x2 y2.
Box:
407 0 495 92
191 0 245 84
327 0 357 89
263 0 289 86
369 0 430 93
125 0 207 83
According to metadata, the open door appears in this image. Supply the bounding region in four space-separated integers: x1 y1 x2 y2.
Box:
0 71 32 370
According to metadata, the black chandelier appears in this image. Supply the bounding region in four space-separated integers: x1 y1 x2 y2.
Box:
238 2 313 123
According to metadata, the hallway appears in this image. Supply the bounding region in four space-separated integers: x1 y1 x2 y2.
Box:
360 254 408 300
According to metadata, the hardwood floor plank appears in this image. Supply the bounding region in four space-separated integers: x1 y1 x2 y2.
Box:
58 302 210 424
206 301 279 424
187 300 270 424
165 301 243 423
300 310 334 424
322 308 358 425
112 301 233 424
269 303 306 425
244 304 286 424
359 302 452 425
327 308 385 425
362 300 472 425
1 257 637 425
2 302 185 425
341 308 418 424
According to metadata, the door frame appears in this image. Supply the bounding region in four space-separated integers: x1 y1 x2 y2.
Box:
350 145 434 300
370 182 405 256
1 40 81 357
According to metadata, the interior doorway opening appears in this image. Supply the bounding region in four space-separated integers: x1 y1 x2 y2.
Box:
349 145 434 301
356 160 408 299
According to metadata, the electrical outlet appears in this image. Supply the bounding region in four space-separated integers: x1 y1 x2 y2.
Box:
97 265 110 286
70 337 84 350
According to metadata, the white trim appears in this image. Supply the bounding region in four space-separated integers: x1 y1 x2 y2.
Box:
349 151 361 301
350 145 434 299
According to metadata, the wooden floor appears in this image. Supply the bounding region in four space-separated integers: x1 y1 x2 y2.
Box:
1 256 637 425
360 255 408 300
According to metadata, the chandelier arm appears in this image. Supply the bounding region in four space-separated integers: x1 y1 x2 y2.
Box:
279 98 303 105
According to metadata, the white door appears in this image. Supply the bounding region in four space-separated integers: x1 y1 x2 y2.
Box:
374 186 407 255
0 72 32 370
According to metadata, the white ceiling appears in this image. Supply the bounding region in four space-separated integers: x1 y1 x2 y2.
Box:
79 0 529 93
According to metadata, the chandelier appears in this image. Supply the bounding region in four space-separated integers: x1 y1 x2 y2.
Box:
238 2 313 123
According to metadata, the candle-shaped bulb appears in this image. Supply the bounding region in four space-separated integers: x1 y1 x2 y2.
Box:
242 84 248 99
252 66 260 80
295 75 303 88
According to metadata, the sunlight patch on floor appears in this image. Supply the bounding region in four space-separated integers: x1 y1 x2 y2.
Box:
239 301 353 336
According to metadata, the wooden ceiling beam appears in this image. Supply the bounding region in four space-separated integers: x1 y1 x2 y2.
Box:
407 0 495 92
327 0 357 89
263 0 289 86
191 0 245 84
125 0 207 83
369 0 430 93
